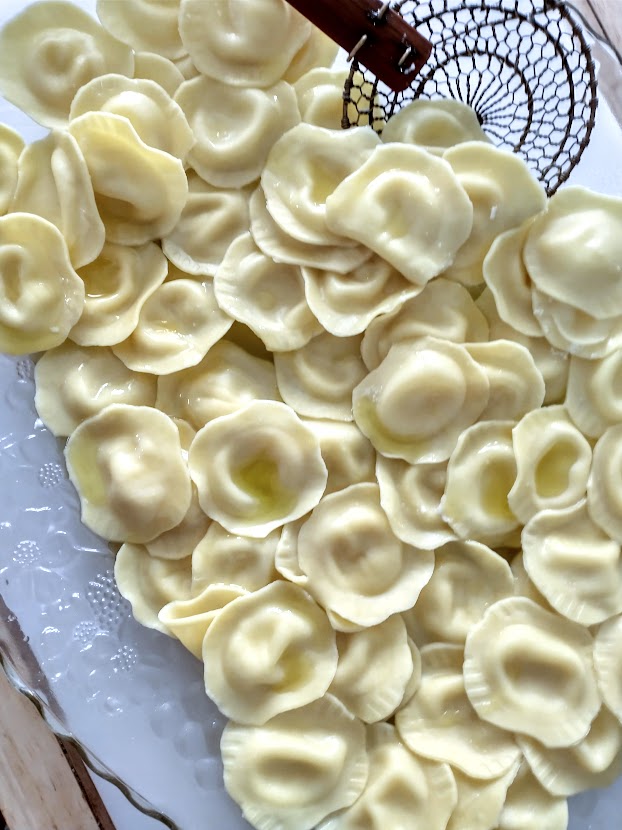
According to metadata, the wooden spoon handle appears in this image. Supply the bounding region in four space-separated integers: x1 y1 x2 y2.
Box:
286 0 432 92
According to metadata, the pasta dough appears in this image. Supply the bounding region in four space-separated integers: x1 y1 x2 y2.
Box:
329 616 414 723
325 143 474 285
112 279 233 375
274 331 366 421
320 723 457 830
441 421 520 546
34 342 157 437
192 522 279 593
188 400 327 537
353 338 489 463
214 233 321 351
178 0 311 88
69 74 194 162
68 112 188 246
12 129 105 270
203 581 337 724
221 694 368 830
382 99 490 154
395 643 520 779
296 483 434 626
155 340 280 429
0 124 24 216
114 543 192 635
376 457 455 550
522 499 622 625
361 277 488 370
406 540 515 646
70 241 168 347
588 425 622 543
302 255 422 337
262 124 381 246
508 405 592 524
0 212 85 354
65 404 192 543
162 174 250 278
463 597 600 748
0 0 134 128
175 75 300 189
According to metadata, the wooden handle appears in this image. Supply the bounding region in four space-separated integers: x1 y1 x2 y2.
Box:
286 0 432 92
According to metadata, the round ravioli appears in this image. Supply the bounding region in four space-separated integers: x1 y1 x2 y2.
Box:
34 342 157 437
463 597 600 748
508 405 592 524
188 400 327 538
353 338 489 464
325 143 473 285
0 212 84 354
329 616 414 723
320 723 457 830
441 421 520 547
395 643 520 779
112 279 232 375
70 73 194 162
522 499 622 626
162 174 250 278
361 277 488 370
68 112 188 246
303 419 376 496
114 543 192 635
155 340 280 430
175 74 300 188
376 457 455 550
203 581 337 724
497 763 568 830
443 142 546 286
65 404 192 543
214 233 321 351
296 483 434 627
12 129 104 270
178 0 311 88
302 254 421 337
96 0 186 59
132 52 185 97
0 0 133 128
594 615 622 724
274 331 367 421
192 522 279 594
588 425 622 543
221 694 368 830
566 351 622 439
382 99 490 154
405 540 515 646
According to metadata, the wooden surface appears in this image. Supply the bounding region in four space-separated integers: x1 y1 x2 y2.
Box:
0 3 620 830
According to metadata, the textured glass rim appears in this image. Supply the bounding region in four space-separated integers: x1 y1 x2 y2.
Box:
0 4 620 829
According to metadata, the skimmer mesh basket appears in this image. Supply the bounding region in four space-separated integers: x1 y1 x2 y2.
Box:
344 0 598 194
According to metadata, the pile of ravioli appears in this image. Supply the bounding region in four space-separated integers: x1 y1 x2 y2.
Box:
2 1 622 829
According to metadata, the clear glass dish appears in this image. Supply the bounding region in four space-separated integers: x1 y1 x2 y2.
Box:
0 2 621 829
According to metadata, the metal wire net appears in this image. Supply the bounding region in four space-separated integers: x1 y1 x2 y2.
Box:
344 0 598 195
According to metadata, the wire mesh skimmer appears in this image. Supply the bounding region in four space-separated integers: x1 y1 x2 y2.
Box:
344 0 598 195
